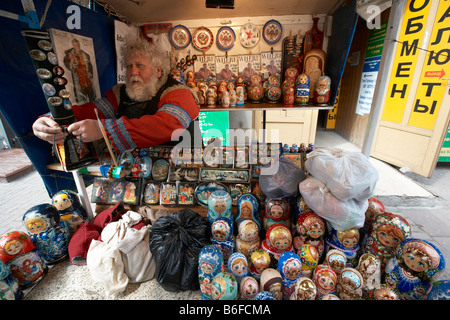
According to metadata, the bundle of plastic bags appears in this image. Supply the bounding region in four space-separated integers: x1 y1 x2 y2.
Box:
299 147 378 230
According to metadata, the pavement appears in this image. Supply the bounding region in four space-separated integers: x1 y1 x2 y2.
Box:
0 130 449 300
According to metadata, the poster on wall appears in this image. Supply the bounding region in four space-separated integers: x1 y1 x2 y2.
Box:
194 54 216 82
260 51 282 80
49 29 101 105
215 55 238 83
238 54 261 82
115 20 140 84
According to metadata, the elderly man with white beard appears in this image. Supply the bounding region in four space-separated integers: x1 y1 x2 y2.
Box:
32 37 201 153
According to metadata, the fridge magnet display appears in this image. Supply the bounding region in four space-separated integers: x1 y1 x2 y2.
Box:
160 182 177 206
194 182 228 207
91 177 109 203
262 20 283 45
169 25 191 49
192 26 214 52
177 182 196 206
142 181 160 205
239 23 260 48
151 158 170 181
216 26 236 51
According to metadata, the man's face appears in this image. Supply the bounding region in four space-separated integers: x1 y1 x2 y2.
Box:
125 54 162 101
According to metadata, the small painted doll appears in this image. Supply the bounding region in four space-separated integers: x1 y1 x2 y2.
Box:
360 197 385 244
295 73 310 105
211 272 238 300
211 218 235 262
0 259 21 300
0 231 47 289
227 252 249 283
365 284 399 300
314 75 331 105
293 211 326 259
52 189 88 236
283 84 295 107
260 268 283 300
239 276 259 300
23 204 70 265
325 227 361 267
364 212 411 272
249 249 271 281
356 253 381 295
298 244 319 278
290 277 317 300
263 198 290 230
236 194 261 231
198 245 224 300
312 264 337 299
207 190 233 227
336 267 364 300
236 219 261 260
261 223 294 267
278 251 302 299
324 249 347 276
385 238 445 300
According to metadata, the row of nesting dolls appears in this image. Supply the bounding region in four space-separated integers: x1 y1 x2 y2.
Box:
0 190 88 300
203 190 448 300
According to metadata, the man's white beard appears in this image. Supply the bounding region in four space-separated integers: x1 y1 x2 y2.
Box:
125 74 162 102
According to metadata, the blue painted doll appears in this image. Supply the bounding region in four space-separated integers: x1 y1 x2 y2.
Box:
198 245 224 300
278 251 302 299
227 252 249 283
211 218 235 262
236 194 261 231
52 189 88 236
207 190 233 227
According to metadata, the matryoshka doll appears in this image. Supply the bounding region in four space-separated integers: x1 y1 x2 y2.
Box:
263 198 290 230
239 276 259 300
249 249 271 281
363 212 411 272
426 280 450 300
236 219 261 260
290 277 317 300
0 231 47 288
261 223 294 267
314 75 331 105
211 218 235 262
360 197 385 247
336 267 364 300
211 272 238 300
260 268 283 300
283 84 294 107
198 245 225 300
298 244 319 278
235 194 261 231
52 189 88 236
325 227 361 267
324 249 347 276
23 203 70 265
365 284 399 300
293 211 326 259
278 251 302 299
313 264 337 299
248 75 264 103
385 238 446 300
227 252 249 283
356 253 381 295
294 73 310 105
207 190 233 227
0 259 21 300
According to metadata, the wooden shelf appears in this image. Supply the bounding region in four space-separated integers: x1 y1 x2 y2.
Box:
200 102 334 112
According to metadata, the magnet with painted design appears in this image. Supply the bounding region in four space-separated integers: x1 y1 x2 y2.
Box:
53 66 65 76
30 49 46 61
142 181 160 205
47 52 58 65
151 158 170 181
53 77 67 86
36 68 52 80
47 96 62 107
42 83 56 96
160 182 177 206
59 89 70 99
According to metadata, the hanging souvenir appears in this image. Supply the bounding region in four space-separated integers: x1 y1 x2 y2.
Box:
239 23 260 48
192 26 214 56
262 20 283 45
169 25 191 49
198 245 224 300
216 26 236 51
303 17 323 54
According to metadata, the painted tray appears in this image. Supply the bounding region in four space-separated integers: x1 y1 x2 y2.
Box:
169 25 191 49
194 182 228 207
192 26 214 51
216 26 236 51
262 19 283 45
239 23 260 48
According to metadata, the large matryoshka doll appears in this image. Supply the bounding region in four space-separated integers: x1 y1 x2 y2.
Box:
236 194 261 231
52 189 88 236
23 203 70 264
278 251 302 299
325 227 361 267
261 223 294 267
263 198 290 230
260 268 283 300
249 249 271 281
207 190 233 227
210 218 235 262
227 252 249 283
336 267 364 300
312 264 337 299
198 245 224 300
236 219 261 260
211 272 238 300
364 212 411 272
293 211 326 259
0 259 21 300
290 276 317 300
385 238 446 300
0 231 47 289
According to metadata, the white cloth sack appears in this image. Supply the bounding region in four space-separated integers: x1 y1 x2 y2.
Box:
299 176 368 230
305 147 378 202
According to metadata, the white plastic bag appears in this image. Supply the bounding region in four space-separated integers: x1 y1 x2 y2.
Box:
305 147 378 202
299 176 368 230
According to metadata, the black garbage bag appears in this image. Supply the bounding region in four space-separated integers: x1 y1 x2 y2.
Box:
148 208 210 292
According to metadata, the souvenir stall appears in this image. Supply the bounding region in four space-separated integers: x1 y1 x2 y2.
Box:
0 0 448 302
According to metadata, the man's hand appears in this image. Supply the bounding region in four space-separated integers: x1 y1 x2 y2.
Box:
67 119 103 142
32 117 66 144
